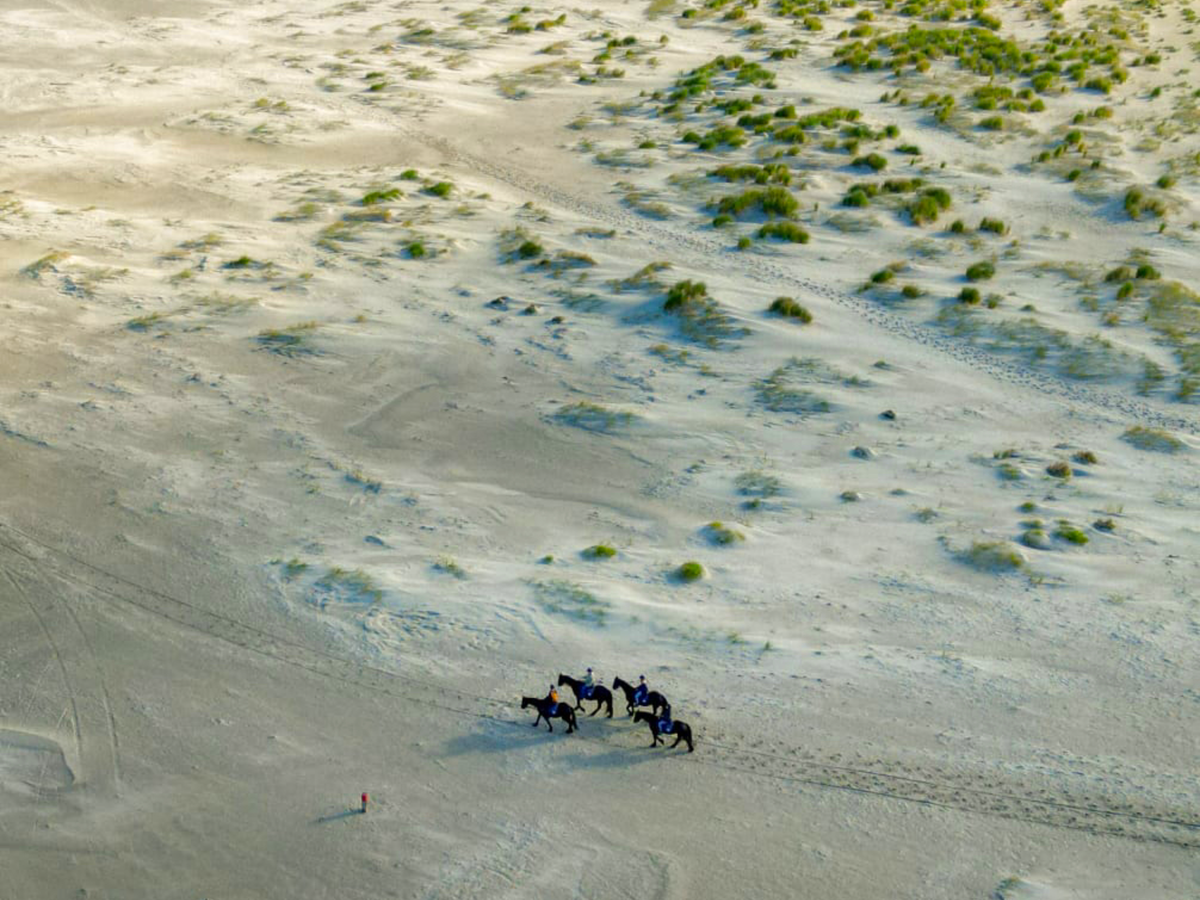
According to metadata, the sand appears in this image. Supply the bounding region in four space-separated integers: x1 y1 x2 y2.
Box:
1 0 1198 897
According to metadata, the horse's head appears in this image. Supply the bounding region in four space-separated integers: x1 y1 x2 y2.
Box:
520 696 533 709
633 711 650 724
612 676 623 689
557 673 568 686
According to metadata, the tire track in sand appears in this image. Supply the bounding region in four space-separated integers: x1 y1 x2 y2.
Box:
1 522 1195 850
2 563 121 796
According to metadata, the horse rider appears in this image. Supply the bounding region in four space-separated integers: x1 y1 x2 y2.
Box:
633 674 649 707
547 684 560 715
580 667 595 700
657 702 673 735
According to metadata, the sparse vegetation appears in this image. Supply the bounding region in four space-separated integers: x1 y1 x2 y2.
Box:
553 401 634 433
705 522 745 545
768 296 812 322
960 541 1026 572
1122 426 1185 453
677 561 705 582
582 543 618 559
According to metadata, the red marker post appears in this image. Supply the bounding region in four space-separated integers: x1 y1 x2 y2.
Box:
361 792 369 814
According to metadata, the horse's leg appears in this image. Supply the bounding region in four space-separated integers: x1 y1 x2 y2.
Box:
532 713 541 728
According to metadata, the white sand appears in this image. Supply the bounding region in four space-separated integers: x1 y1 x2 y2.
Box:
1 0 1197 896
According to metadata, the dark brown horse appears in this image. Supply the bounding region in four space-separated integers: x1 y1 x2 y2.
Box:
612 676 668 717
521 695 576 733
634 710 694 752
557 673 613 718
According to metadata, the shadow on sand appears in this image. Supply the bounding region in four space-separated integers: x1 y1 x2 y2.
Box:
314 808 365 825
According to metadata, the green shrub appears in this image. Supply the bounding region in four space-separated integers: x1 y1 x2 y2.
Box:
852 152 888 171
1046 461 1072 478
1135 264 1160 280
949 219 967 234
901 284 922 298
960 541 1026 572
768 296 812 322
677 561 705 581
870 268 894 284
896 143 921 155
757 221 810 243
1104 266 1132 282
426 181 454 198
965 260 996 281
979 115 1004 130
1054 522 1089 544
400 169 419 180
582 543 617 559
361 188 401 205
706 521 745 545
407 241 427 259
1073 450 1098 464
906 187 951 225
716 186 799 219
959 286 981 304
665 279 707 311
517 239 543 259
978 217 1007 235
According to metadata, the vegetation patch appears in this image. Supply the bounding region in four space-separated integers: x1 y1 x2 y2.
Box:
676 561 705 582
552 401 634 433
1121 426 1185 453
959 540 1026 573
256 321 320 356
705 521 745 545
768 296 812 322
662 280 743 347
532 579 610 625
312 566 383 606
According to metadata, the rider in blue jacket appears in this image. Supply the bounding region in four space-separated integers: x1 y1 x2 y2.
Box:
633 674 649 706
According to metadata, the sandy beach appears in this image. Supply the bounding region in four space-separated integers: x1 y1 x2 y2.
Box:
1 0 1198 896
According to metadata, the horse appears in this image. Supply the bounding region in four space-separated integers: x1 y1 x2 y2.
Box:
612 676 669 717
634 710 694 753
557 673 613 718
521 695 576 733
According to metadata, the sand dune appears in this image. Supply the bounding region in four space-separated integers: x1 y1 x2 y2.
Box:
1 0 1197 896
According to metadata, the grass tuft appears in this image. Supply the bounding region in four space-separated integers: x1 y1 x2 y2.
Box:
1122 426 1185 453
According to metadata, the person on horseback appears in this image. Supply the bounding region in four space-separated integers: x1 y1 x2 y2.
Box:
547 684 559 715
580 667 595 700
633 674 649 707
657 702 673 734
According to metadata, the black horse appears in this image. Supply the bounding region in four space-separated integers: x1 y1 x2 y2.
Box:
612 676 669 717
521 695 577 733
557 673 614 718
634 710 694 753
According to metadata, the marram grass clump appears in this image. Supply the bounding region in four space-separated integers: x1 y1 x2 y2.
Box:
1122 426 1185 453
959 540 1026 572
582 543 617 560
676 561 705 582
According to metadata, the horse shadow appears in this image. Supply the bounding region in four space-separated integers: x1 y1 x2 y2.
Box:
559 746 663 771
441 724 560 758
